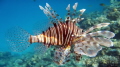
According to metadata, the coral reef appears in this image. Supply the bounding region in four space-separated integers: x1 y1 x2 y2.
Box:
1 39 120 67
0 52 12 67
82 55 119 67
0 40 120 67
79 0 120 39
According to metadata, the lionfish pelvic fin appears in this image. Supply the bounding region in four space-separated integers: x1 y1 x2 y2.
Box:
54 46 71 65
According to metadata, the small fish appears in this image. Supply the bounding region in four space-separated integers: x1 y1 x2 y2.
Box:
6 3 115 65
100 3 106 6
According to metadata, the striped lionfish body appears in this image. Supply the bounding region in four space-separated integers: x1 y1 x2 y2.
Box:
6 3 115 65
29 21 83 48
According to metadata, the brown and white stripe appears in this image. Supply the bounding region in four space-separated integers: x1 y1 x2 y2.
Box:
29 21 83 47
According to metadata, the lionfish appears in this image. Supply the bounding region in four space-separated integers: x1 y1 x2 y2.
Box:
6 3 115 65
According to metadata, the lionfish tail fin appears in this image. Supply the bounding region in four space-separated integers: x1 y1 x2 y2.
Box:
6 27 31 52
85 23 110 34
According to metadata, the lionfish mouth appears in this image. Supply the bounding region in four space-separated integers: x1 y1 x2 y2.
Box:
6 2 115 65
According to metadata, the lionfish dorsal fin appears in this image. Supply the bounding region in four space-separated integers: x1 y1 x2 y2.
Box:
84 23 110 34
65 3 85 23
39 3 63 23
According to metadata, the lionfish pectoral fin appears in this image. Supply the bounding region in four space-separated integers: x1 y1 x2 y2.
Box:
74 36 114 57
84 23 110 34
74 42 102 57
91 37 113 47
6 26 31 52
87 31 115 39
84 30 115 47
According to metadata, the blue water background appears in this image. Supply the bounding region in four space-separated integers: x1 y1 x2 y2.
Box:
0 0 110 52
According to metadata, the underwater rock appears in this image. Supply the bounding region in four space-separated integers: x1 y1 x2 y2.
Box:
110 0 118 4
0 60 6 67
15 59 23 64
82 55 119 67
0 52 3 58
3 52 11 56
113 40 120 47
104 0 120 21
0 52 11 59
106 11 120 21
109 21 120 35
106 49 119 56
92 62 99 67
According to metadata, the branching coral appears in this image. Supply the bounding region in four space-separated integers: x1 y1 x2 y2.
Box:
110 0 118 4
106 11 120 21
82 55 119 67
